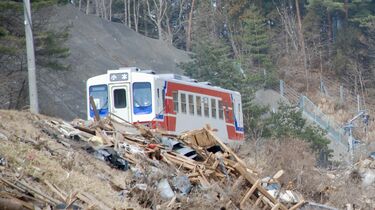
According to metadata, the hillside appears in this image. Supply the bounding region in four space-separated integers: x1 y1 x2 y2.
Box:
37 5 189 120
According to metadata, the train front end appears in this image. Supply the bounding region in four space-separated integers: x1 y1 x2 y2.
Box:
87 67 156 124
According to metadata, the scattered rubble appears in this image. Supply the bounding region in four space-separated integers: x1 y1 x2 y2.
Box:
1 110 373 209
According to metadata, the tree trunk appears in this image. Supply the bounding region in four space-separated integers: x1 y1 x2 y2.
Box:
344 0 348 20
143 3 148 36
102 0 107 20
157 20 162 40
134 0 139 32
95 0 99 16
165 14 173 44
133 0 136 31
327 11 332 57
295 0 308 91
86 0 90 14
227 22 239 58
109 0 112 21
127 0 131 28
79 0 82 11
124 0 128 25
186 0 195 51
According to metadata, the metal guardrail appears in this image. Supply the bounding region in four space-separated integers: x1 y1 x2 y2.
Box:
272 80 348 148
299 96 348 147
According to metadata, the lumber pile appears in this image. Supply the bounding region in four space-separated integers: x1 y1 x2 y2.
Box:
0 111 306 210
60 116 305 209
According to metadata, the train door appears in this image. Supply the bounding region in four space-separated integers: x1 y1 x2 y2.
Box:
109 84 132 122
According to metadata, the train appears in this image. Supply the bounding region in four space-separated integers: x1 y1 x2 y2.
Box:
86 67 244 143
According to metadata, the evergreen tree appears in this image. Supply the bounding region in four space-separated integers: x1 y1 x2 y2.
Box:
0 0 70 71
180 38 243 91
238 7 273 71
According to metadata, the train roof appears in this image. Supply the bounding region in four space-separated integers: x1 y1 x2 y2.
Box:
156 73 240 95
87 68 241 96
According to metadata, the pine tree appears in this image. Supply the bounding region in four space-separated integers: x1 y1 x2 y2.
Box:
0 0 70 71
236 7 273 73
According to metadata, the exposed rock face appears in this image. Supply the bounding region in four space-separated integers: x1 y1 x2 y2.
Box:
38 5 189 120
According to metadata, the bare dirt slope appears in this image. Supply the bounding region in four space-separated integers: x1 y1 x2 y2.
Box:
38 5 189 120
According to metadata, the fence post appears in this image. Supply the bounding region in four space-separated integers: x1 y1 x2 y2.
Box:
340 85 344 105
280 80 284 97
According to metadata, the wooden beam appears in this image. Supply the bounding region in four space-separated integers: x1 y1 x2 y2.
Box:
205 128 247 168
234 164 289 210
89 96 100 122
289 199 305 210
271 203 281 210
44 180 66 201
253 195 264 208
240 180 260 209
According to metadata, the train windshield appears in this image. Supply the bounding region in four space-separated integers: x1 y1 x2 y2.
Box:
133 82 152 115
89 85 108 117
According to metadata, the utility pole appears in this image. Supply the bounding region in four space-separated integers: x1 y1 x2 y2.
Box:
24 0 39 113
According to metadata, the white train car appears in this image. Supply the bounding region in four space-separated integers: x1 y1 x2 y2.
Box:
87 67 244 142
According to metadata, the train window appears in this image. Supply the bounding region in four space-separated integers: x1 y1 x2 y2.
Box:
224 104 230 120
218 101 224 119
181 93 187 113
89 85 108 117
188 95 194 115
162 89 165 110
196 96 202 116
211 99 217 118
173 91 178 113
203 97 209 117
133 82 152 115
114 89 127 108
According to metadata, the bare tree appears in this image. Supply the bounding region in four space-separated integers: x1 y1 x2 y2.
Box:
109 0 113 21
146 0 168 40
128 0 131 28
295 0 309 91
79 0 82 11
95 0 100 16
133 0 140 32
124 0 128 25
186 0 195 51
86 0 90 14
102 0 108 20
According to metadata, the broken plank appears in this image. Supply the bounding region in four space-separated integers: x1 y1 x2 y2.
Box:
253 195 264 208
240 179 260 209
205 128 247 168
289 199 305 210
44 180 67 201
234 164 288 210
16 180 61 205
74 125 96 135
0 177 26 193
271 203 281 210
80 192 112 210
89 96 100 122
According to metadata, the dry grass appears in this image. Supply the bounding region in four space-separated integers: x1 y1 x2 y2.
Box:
238 138 331 202
238 137 375 208
0 110 143 209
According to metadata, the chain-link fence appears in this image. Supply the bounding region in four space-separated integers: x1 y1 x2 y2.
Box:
320 78 375 115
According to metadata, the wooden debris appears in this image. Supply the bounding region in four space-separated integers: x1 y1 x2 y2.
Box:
0 113 306 210
89 96 100 122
